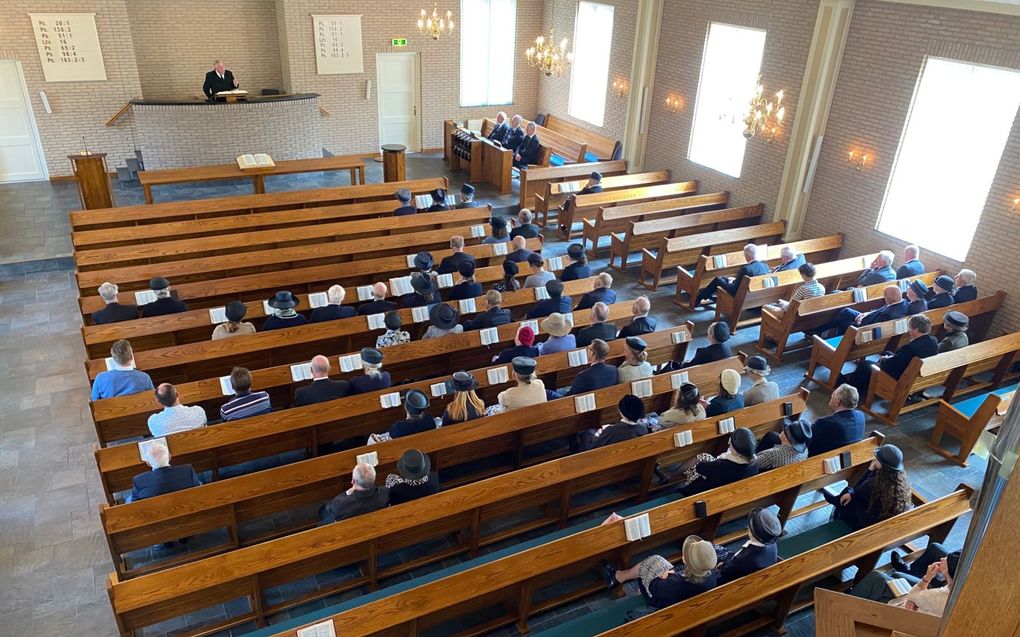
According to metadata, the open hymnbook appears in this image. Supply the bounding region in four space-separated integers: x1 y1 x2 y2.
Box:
236 153 275 170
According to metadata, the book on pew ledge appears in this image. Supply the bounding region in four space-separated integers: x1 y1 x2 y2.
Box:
559 181 582 194
137 437 168 463
296 619 336 637
236 153 273 170
308 292 328 309
414 194 456 209
134 289 157 305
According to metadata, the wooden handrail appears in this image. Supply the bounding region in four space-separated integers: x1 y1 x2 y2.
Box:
813 589 939 636
319 105 331 117
106 102 132 127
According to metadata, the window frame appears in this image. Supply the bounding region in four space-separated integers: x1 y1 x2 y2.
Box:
567 1 615 127
459 0 517 108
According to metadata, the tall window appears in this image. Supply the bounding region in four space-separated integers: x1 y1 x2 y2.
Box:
568 1 615 127
460 0 517 107
687 23 767 178
878 57 1020 260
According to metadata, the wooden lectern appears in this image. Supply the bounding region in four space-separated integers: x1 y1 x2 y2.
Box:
381 144 407 183
68 153 114 210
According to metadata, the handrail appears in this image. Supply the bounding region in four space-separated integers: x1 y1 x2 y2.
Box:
106 102 132 127
319 106 331 117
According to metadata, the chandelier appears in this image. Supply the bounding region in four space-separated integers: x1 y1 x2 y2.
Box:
418 3 454 40
743 76 786 142
525 30 573 77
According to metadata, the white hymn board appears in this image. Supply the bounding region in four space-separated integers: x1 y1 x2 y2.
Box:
312 15 364 75
29 13 107 82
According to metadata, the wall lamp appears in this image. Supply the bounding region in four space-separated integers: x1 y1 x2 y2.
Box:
665 95 684 113
847 149 869 171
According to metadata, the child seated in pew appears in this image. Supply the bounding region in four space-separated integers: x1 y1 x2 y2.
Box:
762 262 825 318
851 547 959 617
822 444 913 530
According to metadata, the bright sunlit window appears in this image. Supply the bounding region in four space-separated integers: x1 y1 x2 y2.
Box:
687 23 767 178
568 1 615 127
878 57 1020 260
460 0 517 107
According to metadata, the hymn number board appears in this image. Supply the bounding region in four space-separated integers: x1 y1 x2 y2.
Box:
29 13 107 82
312 15 365 75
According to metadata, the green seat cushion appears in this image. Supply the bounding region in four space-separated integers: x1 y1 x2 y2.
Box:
777 520 853 559
533 595 647 636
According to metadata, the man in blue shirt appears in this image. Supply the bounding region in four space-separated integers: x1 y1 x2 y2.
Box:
895 245 924 279
772 246 806 272
695 244 770 307
91 339 154 400
857 250 897 286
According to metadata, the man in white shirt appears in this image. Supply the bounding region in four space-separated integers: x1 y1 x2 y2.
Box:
147 383 207 437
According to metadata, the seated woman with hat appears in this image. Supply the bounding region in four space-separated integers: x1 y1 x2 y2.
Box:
497 356 547 410
601 535 718 616
423 303 463 339
400 272 441 309
743 355 779 406
578 394 649 452
561 243 591 282
383 389 436 440
349 348 391 395
675 427 760 496
492 259 522 292
212 300 255 340
449 261 483 301
536 313 576 355
660 382 708 427
618 337 654 383
938 311 969 353
755 419 812 470
426 188 450 212
376 311 411 348
482 216 510 245
823 443 912 530
441 371 486 426
263 291 308 331
456 183 480 209
386 449 441 505
706 369 744 417
715 508 783 584
671 322 733 371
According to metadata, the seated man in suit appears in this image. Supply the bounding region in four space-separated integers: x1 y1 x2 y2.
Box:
575 272 617 311
509 208 541 240
578 394 649 452
694 244 769 308
575 302 618 347
203 60 239 99
953 269 978 303
141 276 188 318
857 250 897 286
437 235 475 274
357 282 398 316
319 463 389 525
807 383 866 456
926 275 956 309
563 339 618 396
464 290 512 330
526 279 572 319
617 296 656 338
92 281 137 324
393 188 417 216
579 171 603 195
456 183 480 208
311 285 356 322
896 245 925 279
487 111 510 144
501 114 525 151
293 355 349 407
512 121 541 169
904 280 929 314
427 188 450 212
505 235 535 263
815 284 908 338
845 314 939 394
127 444 201 503
772 246 806 272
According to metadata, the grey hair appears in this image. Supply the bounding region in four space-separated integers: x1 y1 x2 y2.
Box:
98 282 119 303
592 302 610 322
957 269 976 285
364 362 382 377
518 208 533 224
877 250 895 266
743 244 759 260
781 246 796 260
352 463 376 489
327 285 346 304
596 272 613 288
904 244 920 258
146 444 171 469
833 383 859 409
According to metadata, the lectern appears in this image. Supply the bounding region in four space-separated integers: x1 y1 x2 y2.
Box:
68 153 114 210
381 144 407 183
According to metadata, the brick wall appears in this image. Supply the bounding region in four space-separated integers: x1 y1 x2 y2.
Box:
643 0 818 214
534 0 636 144
275 0 543 154
125 0 283 101
0 0 142 178
802 0 1020 334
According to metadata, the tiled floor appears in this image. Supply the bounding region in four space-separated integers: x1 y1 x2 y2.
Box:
0 157 987 637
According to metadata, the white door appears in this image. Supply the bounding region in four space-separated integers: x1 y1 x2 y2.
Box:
376 52 421 152
0 61 47 182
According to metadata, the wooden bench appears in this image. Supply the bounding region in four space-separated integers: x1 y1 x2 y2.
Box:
532 170 672 227
543 113 622 161
256 435 894 637
68 177 448 232
582 192 730 257
138 154 375 204
518 159 627 210
930 381 1015 466
76 237 543 317
557 181 699 241
103 386 799 634
863 331 1020 426
674 234 845 308
639 222 787 290
804 293 1006 392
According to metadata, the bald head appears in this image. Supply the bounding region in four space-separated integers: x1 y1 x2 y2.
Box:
372 282 388 300
883 285 903 305
632 296 650 317
512 235 527 250
310 355 331 378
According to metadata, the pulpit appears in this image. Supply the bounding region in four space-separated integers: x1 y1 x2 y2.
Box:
68 153 114 210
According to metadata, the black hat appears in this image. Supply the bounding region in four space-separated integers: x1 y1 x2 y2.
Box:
909 279 929 297
511 356 537 376
748 508 782 544
396 188 412 203
625 336 647 352
746 355 771 376
590 171 602 182
268 290 298 309
618 394 646 422
451 370 477 392
225 300 247 323
490 215 508 228
458 260 476 278
874 444 904 471
384 311 402 331
413 251 434 270
149 276 170 290
567 243 585 260
396 449 431 480
431 188 446 202
945 311 969 330
730 427 757 460
460 183 475 196
429 303 460 330
679 382 700 403
546 279 564 297
404 389 430 415
502 260 519 276
781 419 813 453
935 275 955 292
711 322 731 343
360 347 383 365
411 272 437 295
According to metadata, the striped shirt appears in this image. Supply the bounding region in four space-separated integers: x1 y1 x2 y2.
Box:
792 280 826 302
219 391 272 421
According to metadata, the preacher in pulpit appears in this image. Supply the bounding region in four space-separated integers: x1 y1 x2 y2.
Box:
203 60 239 99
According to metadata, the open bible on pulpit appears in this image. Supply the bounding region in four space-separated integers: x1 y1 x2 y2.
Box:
236 153 275 170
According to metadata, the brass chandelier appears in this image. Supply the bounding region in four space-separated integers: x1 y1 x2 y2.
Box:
418 2 454 40
743 75 786 142
525 30 573 77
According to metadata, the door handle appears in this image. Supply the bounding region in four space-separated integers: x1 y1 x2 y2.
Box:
413 105 417 116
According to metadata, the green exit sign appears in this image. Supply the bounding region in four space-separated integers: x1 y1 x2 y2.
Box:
392 38 408 47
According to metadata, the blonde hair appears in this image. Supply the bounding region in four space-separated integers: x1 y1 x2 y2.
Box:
446 389 485 422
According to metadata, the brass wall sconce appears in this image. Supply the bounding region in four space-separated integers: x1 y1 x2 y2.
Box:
612 79 628 97
847 149 869 171
665 95 683 113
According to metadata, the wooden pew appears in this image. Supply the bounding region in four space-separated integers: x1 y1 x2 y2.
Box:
759 271 942 362
76 237 543 317
863 331 1020 426
714 252 885 334
557 181 700 241
518 159 627 211
68 177 448 232
639 222 787 290
73 206 495 270
804 293 1006 392
533 170 672 227
258 435 892 637
929 381 1015 466
88 300 637 443
103 386 800 633
674 234 845 308
582 192 730 257
94 324 696 502
543 113 621 161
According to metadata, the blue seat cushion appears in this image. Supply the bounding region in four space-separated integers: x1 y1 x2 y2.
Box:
584 151 600 163
534 595 646 635
823 336 842 350
549 154 566 167
777 520 852 559
950 382 1018 419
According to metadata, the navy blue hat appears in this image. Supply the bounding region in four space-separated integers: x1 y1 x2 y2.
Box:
781 419 812 453
432 188 446 202
590 171 602 182
411 272 437 295
909 280 929 297
545 279 564 296
945 311 969 330
360 347 383 365
490 215 508 228
730 427 757 460
511 356 537 376
404 389 430 415
383 311 402 331
460 183 475 196
414 251 434 270
711 322 731 343
396 188 412 203
618 394 645 421
149 276 170 290
625 336 647 352
748 508 782 544
458 260 476 278
429 303 460 330
567 243 585 260
396 449 430 480
451 370 477 392
268 290 298 309
875 444 904 471
225 300 247 323
935 275 955 292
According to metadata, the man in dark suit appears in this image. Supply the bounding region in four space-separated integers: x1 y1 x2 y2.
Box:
564 339 618 396
578 394 649 451
357 282 398 316
673 321 732 370
513 122 541 169
509 209 541 240
578 171 603 195
816 285 908 338
617 296 656 338
575 302 618 347
505 235 535 263
293 355 349 407
487 112 509 144
393 188 417 216
694 244 770 307
501 114 525 151
895 245 924 279
715 508 781 584
772 246 806 272
92 281 138 324
807 383 866 456
203 60 239 99
953 269 978 303
437 235 476 274
464 290 512 330
140 276 188 318
319 463 389 525
127 445 201 502
310 285 357 322
456 183 480 208
926 275 956 310
526 279 572 319
845 313 939 394
575 272 617 311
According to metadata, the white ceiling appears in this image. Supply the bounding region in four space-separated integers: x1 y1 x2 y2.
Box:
879 0 1020 17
